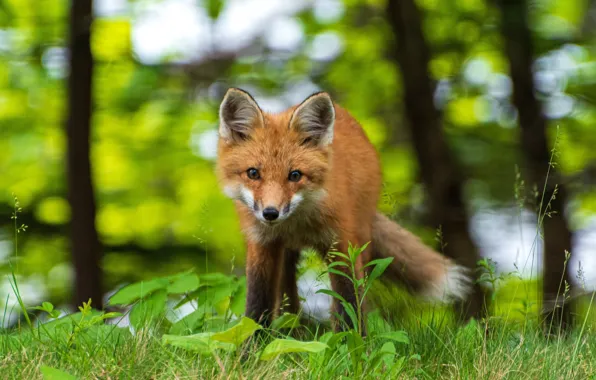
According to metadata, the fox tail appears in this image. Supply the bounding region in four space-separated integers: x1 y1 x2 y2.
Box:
371 212 472 303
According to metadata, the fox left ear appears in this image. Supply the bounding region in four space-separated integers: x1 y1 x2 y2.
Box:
219 88 264 143
289 92 335 147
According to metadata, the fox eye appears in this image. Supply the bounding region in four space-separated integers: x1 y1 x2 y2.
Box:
247 168 260 180
288 170 302 182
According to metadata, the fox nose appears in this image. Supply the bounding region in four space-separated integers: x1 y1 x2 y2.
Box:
262 207 279 221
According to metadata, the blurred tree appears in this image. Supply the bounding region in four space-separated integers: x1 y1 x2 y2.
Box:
497 0 574 332
386 0 486 319
66 0 103 308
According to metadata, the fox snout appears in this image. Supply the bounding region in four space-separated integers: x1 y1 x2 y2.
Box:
255 200 298 223
262 207 280 221
250 182 299 223
224 182 302 224
254 195 297 224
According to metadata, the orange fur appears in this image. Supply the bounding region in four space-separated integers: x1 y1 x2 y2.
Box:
216 89 470 329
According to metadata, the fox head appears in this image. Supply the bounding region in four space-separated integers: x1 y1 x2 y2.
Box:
216 88 334 225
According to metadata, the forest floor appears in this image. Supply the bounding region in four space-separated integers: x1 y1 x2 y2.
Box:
2 273 595 380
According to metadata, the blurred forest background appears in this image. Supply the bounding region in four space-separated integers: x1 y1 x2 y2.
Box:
1 0 596 327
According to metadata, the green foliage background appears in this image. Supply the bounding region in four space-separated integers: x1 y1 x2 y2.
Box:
1 0 596 307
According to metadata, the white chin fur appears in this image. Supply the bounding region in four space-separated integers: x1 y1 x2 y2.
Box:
422 264 472 303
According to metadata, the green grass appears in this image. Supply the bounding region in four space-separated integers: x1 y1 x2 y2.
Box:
1 312 595 379
1 272 596 379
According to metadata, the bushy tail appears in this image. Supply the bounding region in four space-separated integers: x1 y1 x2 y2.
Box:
371 212 472 303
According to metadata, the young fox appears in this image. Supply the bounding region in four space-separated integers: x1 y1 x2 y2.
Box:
216 88 471 329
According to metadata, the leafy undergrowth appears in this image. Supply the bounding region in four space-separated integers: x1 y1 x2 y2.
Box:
1 267 596 379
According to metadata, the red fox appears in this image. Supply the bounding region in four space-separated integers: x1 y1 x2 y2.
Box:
216 88 471 329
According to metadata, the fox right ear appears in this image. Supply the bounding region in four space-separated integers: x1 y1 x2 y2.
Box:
219 88 264 143
289 92 335 147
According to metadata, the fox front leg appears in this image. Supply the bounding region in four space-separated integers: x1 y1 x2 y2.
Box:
245 242 284 327
280 249 301 314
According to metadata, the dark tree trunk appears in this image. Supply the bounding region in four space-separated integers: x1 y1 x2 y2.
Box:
386 0 486 319
498 0 573 332
66 0 103 309
581 0 596 38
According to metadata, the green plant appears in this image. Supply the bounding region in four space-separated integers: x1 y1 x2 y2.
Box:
310 242 414 376
317 242 393 336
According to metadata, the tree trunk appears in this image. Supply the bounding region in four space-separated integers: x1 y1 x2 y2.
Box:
498 0 573 333
66 0 103 309
386 0 486 320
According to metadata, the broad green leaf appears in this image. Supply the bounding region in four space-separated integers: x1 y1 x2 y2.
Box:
31 301 54 313
167 272 200 294
42 302 54 312
211 317 261 346
201 316 229 332
214 296 231 315
318 331 334 343
162 332 234 355
40 365 77 380
173 293 197 310
199 272 233 286
169 308 206 336
108 278 169 305
129 290 167 329
378 331 409 345
171 277 236 310
271 313 301 330
260 339 328 361
197 281 239 307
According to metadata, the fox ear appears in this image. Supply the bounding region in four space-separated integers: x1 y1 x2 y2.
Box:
289 92 335 147
219 88 264 143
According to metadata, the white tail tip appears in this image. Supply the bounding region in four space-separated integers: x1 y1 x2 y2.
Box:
422 264 473 303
